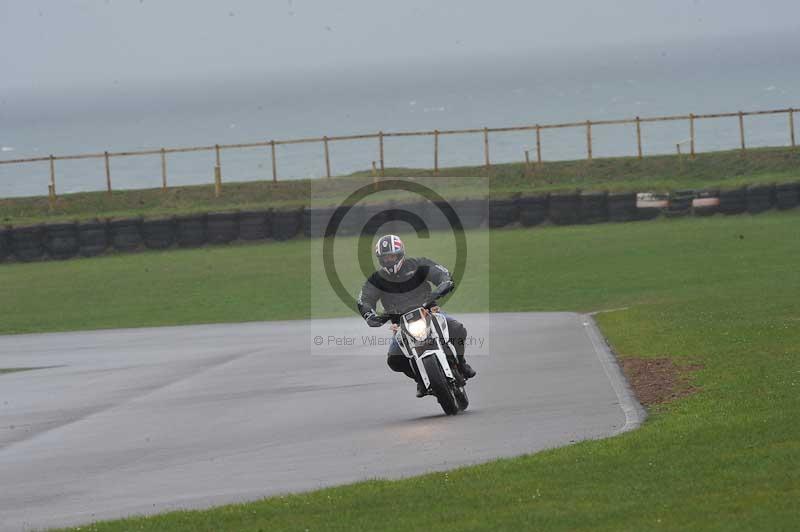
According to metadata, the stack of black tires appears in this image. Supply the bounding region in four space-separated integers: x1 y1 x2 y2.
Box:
2 183 798 265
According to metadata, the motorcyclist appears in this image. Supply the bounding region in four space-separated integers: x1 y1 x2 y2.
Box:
357 234 476 397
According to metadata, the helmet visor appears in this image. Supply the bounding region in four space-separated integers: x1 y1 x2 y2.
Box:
378 253 403 270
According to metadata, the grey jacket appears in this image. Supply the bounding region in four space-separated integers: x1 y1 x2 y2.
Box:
357 257 452 318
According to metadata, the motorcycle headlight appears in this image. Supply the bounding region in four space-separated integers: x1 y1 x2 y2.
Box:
406 318 429 342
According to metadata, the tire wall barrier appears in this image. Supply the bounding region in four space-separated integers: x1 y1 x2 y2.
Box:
458 199 488 230
775 182 800 210
384 201 425 235
77 220 108 257
719 187 747 215
746 184 774 214
305 205 363 237
517 195 548 227
0 226 12 262
692 190 720 217
337 204 365 236
635 192 667 220
579 191 608 224
607 192 637 222
45 222 80 259
11 225 45 262
360 203 387 234
488 199 518 228
667 190 695 218
2 180 798 265
207 212 239 244
110 217 143 251
548 192 580 225
304 207 335 239
272 208 302 241
142 218 176 250
426 201 452 232
238 210 271 241
176 214 207 247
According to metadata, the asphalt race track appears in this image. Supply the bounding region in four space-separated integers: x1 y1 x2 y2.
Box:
0 313 644 531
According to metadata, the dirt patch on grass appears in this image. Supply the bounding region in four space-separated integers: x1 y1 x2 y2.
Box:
620 357 703 406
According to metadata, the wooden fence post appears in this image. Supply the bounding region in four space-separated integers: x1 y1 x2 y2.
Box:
689 113 696 159
586 120 593 162
524 149 531 178
790 109 796 148
635 116 643 159
213 144 222 197
433 130 439 176
104 151 112 195
738 111 746 155
214 168 222 197
48 155 56 206
270 140 277 182
324 136 331 179
378 131 385 177
535 125 542 166
160 148 168 191
483 127 490 176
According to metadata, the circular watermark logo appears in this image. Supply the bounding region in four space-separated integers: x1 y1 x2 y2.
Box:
321 179 469 313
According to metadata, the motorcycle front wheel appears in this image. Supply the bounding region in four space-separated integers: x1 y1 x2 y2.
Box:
454 386 469 412
422 356 459 415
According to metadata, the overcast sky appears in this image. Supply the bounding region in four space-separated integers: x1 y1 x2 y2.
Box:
1 0 799 93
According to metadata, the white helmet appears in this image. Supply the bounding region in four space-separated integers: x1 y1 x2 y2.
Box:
375 234 405 275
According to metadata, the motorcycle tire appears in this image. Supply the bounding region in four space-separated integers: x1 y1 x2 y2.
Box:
423 356 459 416
449 364 470 412
454 385 469 412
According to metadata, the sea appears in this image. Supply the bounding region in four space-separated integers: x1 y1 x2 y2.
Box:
1 35 799 199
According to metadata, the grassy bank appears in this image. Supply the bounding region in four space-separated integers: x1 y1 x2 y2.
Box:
356 144 800 194
1 211 797 333
29 210 797 531
1 146 798 226
0 367 48 374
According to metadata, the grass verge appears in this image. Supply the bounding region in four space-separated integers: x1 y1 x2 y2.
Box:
2 210 796 530
0 366 55 375
2 146 798 225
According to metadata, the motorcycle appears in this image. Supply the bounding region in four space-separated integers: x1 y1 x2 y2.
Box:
377 282 469 415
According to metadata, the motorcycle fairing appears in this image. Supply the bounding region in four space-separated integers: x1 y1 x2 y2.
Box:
396 311 455 387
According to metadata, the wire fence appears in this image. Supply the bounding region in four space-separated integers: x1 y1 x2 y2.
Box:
0 106 796 201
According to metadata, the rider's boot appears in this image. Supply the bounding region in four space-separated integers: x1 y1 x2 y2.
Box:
416 380 427 397
458 356 476 379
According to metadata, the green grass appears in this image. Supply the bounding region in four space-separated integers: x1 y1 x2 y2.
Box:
0 366 56 375
359 145 800 195
2 145 798 226
5 210 794 531
3 210 798 335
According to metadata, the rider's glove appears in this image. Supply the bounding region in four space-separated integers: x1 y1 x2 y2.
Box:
364 310 385 328
435 280 455 298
